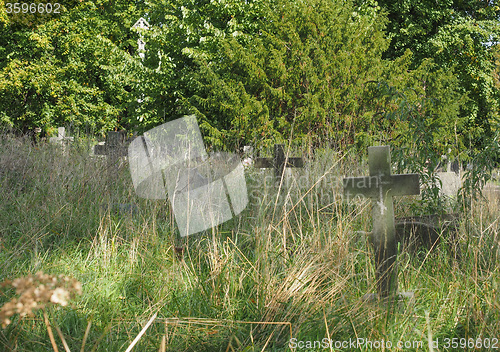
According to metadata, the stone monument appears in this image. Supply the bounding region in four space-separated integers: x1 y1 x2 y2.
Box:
344 146 420 300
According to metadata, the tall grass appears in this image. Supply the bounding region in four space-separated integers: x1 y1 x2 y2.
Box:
0 133 499 351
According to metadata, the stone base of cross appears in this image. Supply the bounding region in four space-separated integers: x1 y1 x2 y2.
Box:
344 146 420 300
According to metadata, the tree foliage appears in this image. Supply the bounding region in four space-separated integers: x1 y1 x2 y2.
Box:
377 0 500 152
0 0 146 134
140 0 462 151
0 0 497 162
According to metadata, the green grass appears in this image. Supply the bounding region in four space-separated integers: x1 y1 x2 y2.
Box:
0 133 499 351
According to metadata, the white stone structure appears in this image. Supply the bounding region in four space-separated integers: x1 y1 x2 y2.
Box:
132 17 149 60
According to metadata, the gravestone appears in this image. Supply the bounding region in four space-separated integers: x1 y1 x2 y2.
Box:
241 146 254 168
343 146 420 300
395 214 460 260
427 158 462 198
436 171 462 197
49 127 74 153
32 127 43 144
436 159 462 197
132 17 149 60
255 144 304 184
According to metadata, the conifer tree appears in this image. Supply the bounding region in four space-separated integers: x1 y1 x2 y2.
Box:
143 0 465 152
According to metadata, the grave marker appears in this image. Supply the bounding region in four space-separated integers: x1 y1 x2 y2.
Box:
132 17 149 60
49 127 74 153
343 146 420 300
395 214 460 260
255 144 304 183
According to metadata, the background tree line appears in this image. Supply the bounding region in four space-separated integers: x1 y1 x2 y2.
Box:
0 0 499 158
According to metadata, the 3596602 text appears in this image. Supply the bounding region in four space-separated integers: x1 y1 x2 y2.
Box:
4 2 61 14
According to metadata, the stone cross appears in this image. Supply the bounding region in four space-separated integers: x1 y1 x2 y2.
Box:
254 144 304 183
343 146 420 299
49 127 74 154
49 127 73 143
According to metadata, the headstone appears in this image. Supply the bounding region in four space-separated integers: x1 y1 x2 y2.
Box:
94 131 139 215
483 183 500 200
242 146 254 168
343 146 420 300
254 144 304 184
432 157 463 197
94 131 128 194
395 214 460 259
436 171 462 198
49 127 74 153
395 221 439 254
33 127 42 144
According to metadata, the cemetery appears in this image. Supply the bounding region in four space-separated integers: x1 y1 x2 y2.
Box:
1 0 500 350
1 127 499 351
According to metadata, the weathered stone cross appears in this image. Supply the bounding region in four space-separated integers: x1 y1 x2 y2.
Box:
49 127 74 144
49 127 74 153
254 144 304 184
343 146 420 299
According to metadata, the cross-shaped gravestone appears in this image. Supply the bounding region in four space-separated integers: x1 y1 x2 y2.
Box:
49 127 74 153
254 144 304 184
49 127 74 144
343 146 420 300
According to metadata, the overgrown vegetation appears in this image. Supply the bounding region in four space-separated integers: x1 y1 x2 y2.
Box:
1 0 500 350
1 0 499 153
0 135 499 351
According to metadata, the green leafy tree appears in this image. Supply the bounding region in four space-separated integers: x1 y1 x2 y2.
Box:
137 0 471 155
430 19 500 148
141 0 397 151
0 0 147 134
128 0 265 136
376 0 500 153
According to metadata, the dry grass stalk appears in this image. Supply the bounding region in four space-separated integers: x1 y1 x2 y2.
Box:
80 320 92 352
43 309 59 352
124 311 158 352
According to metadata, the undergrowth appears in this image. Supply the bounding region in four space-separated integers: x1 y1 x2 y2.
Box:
0 133 499 351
